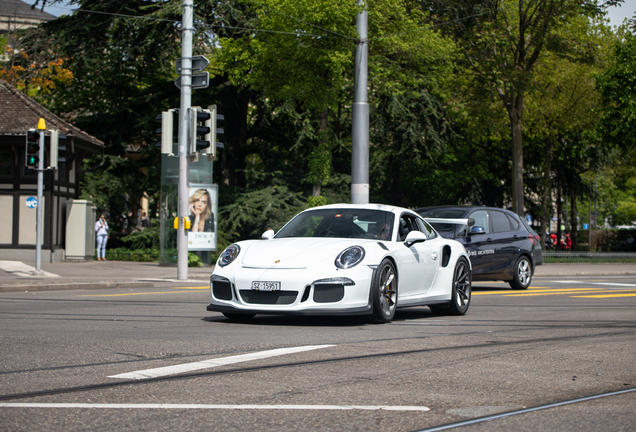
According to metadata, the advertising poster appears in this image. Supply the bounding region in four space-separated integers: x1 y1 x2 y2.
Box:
187 184 218 251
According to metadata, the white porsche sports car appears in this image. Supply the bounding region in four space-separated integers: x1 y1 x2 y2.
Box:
207 204 472 323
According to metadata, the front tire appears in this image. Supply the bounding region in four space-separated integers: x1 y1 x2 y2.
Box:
509 256 532 290
430 257 471 316
370 259 398 323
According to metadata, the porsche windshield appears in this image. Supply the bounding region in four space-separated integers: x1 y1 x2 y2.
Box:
275 209 395 240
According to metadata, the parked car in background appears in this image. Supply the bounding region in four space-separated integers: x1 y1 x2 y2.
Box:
415 206 542 290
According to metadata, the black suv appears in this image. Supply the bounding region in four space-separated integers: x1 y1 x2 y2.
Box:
415 206 542 290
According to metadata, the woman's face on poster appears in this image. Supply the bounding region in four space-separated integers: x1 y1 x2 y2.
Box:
193 194 208 214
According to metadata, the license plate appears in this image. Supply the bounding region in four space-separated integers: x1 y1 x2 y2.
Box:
251 281 281 291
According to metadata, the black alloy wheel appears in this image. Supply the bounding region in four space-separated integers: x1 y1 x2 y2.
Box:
371 259 398 323
430 257 471 315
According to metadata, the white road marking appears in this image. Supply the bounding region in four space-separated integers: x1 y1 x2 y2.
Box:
109 345 336 380
0 403 430 411
0 261 59 278
552 280 636 288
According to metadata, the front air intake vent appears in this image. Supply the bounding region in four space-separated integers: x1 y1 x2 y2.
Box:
239 290 297 305
212 281 233 300
313 284 345 303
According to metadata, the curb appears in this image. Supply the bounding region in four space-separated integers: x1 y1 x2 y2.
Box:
0 281 156 293
535 272 636 277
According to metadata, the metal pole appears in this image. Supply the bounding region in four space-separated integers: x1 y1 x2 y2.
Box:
594 180 597 229
35 120 45 272
589 181 592 251
177 0 193 280
351 0 369 204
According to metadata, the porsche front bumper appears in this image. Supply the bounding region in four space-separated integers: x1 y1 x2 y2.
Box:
207 266 375 316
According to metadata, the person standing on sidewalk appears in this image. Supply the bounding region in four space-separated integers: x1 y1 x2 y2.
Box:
95 214 109 261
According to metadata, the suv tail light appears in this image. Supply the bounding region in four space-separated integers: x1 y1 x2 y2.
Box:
529 233 535 245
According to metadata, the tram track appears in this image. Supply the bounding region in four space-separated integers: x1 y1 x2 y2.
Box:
413 387 636 431
1 329 633 402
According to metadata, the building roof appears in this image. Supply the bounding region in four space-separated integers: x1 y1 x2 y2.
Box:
0 0 55 22
0 79 105 147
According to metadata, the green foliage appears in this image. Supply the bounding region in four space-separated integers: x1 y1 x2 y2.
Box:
370 88 469 206
102 248 160 262
18 0 636 254
79 155 151 234
121 219 160 250
29 1 181 153
307 146 332 187
188 252 204 267
613 199 636 225
98 247 201 266
217 0 357 110
219 181 306 242
307 195 328 208
597 31 636 152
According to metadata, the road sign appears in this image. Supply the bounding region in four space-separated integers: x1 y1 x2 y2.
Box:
26 196 37 208
583 223 589 230
175 56 209 74
174 72 210 90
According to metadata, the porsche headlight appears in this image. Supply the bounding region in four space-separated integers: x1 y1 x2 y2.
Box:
218 244 240 267
335 246 365 269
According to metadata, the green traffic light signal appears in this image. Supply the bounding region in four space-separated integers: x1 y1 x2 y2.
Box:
26 143 40 168
25 138 40 169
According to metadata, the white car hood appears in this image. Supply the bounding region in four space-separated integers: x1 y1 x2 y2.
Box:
240 238 369 269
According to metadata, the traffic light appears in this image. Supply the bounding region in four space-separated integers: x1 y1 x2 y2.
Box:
189 106 212 155
25 129 40 168
156 109 177 155
202 104 224 161
48 129 59 169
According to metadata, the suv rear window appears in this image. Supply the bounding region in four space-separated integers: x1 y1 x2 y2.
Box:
490 211 511 233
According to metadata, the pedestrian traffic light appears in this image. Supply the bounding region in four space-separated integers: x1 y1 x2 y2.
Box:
156 109 177 155
201 104 224 161
189 106 212 155
25 129 40 168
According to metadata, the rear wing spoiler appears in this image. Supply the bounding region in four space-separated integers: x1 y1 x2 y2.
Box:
423 218 474 227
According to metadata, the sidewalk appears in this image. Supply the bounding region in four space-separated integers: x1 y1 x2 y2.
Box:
0 260 213 292
1 260 636 293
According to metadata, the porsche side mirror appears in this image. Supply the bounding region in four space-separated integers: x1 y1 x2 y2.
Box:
469 226 485 236
261 229 275 240
404 231 427 247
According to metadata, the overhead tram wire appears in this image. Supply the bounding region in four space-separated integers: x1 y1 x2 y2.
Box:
72 7 500 44
76 9 180 23
73 9 334 39
242 0 358 41
368 8 502 42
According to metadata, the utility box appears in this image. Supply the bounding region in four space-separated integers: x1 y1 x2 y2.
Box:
65 200 96 261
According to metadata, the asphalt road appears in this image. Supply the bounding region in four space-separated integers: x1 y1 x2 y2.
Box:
1 270 635 431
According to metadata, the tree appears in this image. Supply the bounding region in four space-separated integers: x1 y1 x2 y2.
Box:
419 0 623 216
597 31 636 153
215 0 358 198
596 30 636 227
0 5 72 96
26 0 187 226
523 15 617 246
